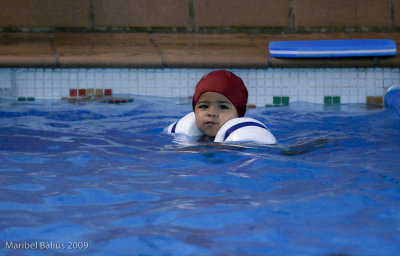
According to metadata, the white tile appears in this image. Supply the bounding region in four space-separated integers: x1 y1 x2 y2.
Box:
298 70 307 79
61 88 69 97
358 70 367 78
44 80 52 89
78 71 87 80
357 96 366 103
273 79 282 87
366 68 375 78
332 78 341 87
375 87 385 96
60 71 69 80
324 79 333 87
26 80 35 88
349 96 358 103
290 95 299 103
256 95 265 105
315 96 324 104
68 70 78 80
128 86 138 95
299 87 307 96
44 88 53 97
324 87 332 95
17 87 26 96
315 87 324 95
25 71 35 80
358 87 367 96
35 87 44 97
52 79 62 89
281 87 289 96
86 71 95 80
138 86 147 95
248 96 256 104
78 80 88 88
2 88 11 96
332 87 341 95
306 70 316 79
256 87 265 96
349 87 358 95
272 87 281 95
299 95 308 102
35 70 44 80
265 87 273 95
290 87 298 96
341 96 350 104
349 79 357 87
264 96 273 105
341 88 350 96
375 68 384 79
119 88 130 94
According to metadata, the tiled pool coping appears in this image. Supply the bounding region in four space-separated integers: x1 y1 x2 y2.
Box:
0 32 399 106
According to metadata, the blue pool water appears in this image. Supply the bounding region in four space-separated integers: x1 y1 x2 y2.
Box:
0 96 399 256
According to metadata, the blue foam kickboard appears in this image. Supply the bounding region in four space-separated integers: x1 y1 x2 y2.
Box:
269 39 397 58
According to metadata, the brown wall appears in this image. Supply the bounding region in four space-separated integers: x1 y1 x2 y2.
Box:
0 0 398 32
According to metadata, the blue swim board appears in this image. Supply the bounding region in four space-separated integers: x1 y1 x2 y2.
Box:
269 39 397 58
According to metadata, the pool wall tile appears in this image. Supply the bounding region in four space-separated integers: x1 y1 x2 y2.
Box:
1 67 400 106
79 89 86 97
70 89 77 97
87 88 95 97
282 96 290 105
273 96 281 105
366 96 383 105
333 96 341 104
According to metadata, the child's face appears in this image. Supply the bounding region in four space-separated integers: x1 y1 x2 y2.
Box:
194 92 239 137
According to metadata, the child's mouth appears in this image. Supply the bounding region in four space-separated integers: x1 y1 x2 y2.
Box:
204 121 217 125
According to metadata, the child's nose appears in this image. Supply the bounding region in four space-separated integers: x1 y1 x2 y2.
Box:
207 105 217 117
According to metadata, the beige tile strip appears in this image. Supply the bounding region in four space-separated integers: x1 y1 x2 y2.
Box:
0 32 399 68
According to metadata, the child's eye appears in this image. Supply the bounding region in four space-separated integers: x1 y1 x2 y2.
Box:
198 104 208 109
219 105 229 110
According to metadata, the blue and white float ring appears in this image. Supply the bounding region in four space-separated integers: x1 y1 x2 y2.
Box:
168 112 277 144
167 112 203 137
214 117 277 144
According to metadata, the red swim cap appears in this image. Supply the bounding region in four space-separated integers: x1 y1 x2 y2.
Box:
192 70 248 117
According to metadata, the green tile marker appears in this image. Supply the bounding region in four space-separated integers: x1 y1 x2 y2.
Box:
332 96 340 104
324 96 341 104
17 97 35 102
324 96 332 104
282 96 290 106
271 96 290 106
273 96 281 105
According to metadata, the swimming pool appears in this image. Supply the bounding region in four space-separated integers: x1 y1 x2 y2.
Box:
0 96 399 255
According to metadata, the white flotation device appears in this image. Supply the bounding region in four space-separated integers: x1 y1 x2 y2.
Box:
167 112 277 144
167 112 203 137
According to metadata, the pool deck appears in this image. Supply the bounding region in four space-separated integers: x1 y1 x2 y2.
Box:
0 32 399 69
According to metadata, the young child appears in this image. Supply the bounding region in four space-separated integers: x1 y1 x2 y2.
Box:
192 70 248 140
168 70 276 144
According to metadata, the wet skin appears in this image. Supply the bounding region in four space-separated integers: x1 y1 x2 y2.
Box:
194 92 239 137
